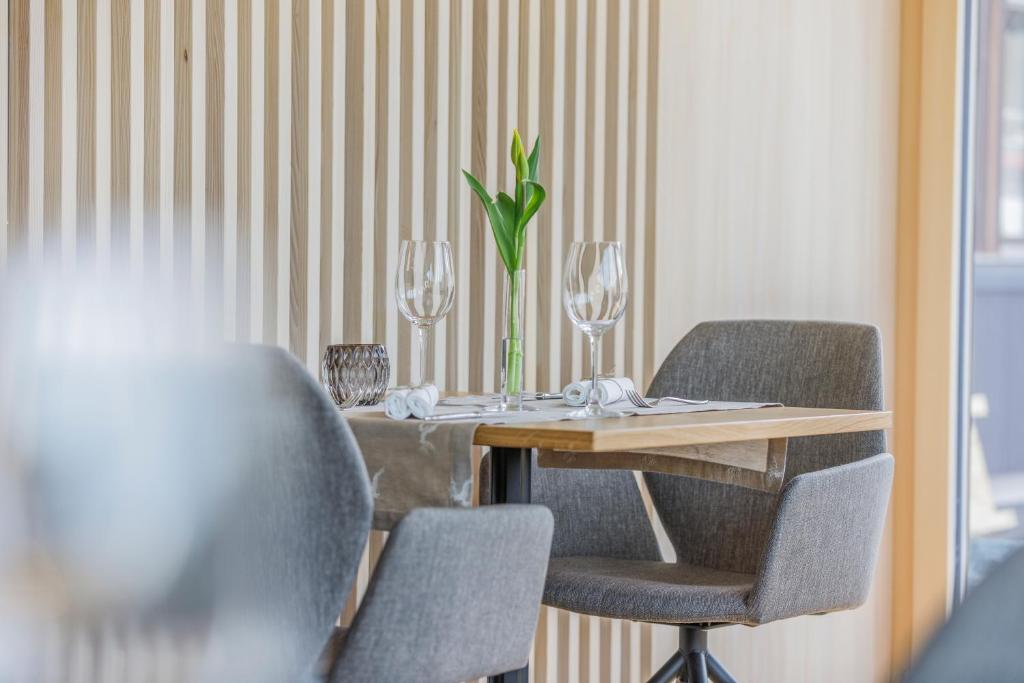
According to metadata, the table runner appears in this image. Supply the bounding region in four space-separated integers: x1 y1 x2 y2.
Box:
344 398 777 530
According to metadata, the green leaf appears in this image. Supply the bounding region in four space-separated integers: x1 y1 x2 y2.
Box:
463 169 516 272
510 129 529 182
496 192 521 270
527 136 541 181
517 180 547 231
462 169 492 206
495 192 516 229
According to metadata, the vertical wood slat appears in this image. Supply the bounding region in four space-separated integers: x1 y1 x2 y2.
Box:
643 0 660 385
0 0 8 266
44 0 62 263
206 0 225 337
289 0 308 356
236 0 252 341
275 0 290 347
173 0 191 286
468 0 486 393
262 0 278 342
9 0 30 260
422 0 439 382
111 0 131 273
370 0 389 349
143 0 160 285
560 0 577 389
444 0 462 391
491 0 508 389
318 0 333 355
223 0 238 339
342 0 364 344
537 0 555 392
305 0 321 365
29 0 44 260
396 1 413 385
624 0 639 382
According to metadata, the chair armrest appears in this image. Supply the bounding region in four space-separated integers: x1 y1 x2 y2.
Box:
745 453 893 624
328 505 553 683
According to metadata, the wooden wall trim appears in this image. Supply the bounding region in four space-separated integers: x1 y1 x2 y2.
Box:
892 0 963 671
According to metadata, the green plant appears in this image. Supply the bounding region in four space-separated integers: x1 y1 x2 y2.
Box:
463 129 547 398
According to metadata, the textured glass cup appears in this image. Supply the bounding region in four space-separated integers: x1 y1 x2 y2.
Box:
562 241 629 418
321 344 391 409
395 240 456 387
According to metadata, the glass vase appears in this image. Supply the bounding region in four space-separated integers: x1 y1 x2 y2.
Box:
499 269 527 411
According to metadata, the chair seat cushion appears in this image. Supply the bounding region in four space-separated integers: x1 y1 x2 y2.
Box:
543 557 755 624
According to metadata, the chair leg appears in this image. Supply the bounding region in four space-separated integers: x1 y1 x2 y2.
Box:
685 651 709 683
706 653 739 683
647 650 686 683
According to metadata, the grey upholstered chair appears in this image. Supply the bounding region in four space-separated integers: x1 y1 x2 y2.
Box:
27 344 552 682
228 346 554 683
905 546 1024 683
534 320 893 683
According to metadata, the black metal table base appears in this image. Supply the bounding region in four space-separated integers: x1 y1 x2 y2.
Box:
486 446 533 683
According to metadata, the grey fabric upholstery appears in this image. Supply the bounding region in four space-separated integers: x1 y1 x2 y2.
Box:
645 320 886 575
330 506 554 683
905 547 1024 683
540 320 892 630
531 463 661 561
544 557 753 623
746 453 893 623
543 454 893 625
185 345 375 680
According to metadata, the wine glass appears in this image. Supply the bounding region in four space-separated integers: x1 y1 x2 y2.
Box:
562 241 629 418
395 240 455 387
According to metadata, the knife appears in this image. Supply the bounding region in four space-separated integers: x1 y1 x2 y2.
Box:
420 411 485 421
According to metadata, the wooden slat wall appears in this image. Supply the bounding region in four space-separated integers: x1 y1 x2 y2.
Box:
3 1 663 680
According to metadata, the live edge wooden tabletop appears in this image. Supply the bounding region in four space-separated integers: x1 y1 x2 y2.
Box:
472 406 893 452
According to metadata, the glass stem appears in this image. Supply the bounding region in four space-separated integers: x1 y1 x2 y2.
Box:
417 326 430 387
587 333 601 410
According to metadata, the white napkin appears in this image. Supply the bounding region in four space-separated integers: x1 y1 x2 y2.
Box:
385 385 440 420
406 385 440 418
562 377 636 407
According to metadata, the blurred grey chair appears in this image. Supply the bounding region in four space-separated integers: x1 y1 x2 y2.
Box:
904 546 1024 683
221 346 554 683
533 320 893 683
26 344 552 683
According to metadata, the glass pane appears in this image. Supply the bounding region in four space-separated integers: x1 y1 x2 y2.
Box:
968 0 1024 588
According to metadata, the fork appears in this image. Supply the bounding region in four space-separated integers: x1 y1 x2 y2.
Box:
625 388 709 408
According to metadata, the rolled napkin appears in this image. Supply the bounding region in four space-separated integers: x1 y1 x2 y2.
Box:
385 384 440 420
406 384 440 419
385 389 412 420
562 377 636 407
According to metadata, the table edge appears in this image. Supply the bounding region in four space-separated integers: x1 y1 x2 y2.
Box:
472 408 893 451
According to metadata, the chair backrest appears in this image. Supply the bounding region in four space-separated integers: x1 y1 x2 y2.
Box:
26 344 373 681
330 506 554 683
644 320 886 574
531 464 662 561
214 345 374 679
905 546 1024 682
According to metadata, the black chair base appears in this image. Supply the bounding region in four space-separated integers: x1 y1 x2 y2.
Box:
646 625 739 683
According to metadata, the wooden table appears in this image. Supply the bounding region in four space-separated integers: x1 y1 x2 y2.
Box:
482 405 891 683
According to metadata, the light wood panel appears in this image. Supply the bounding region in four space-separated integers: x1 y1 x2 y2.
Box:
892 0 962 671
3 1 662 680
538 437 790 492
655 1 899 682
